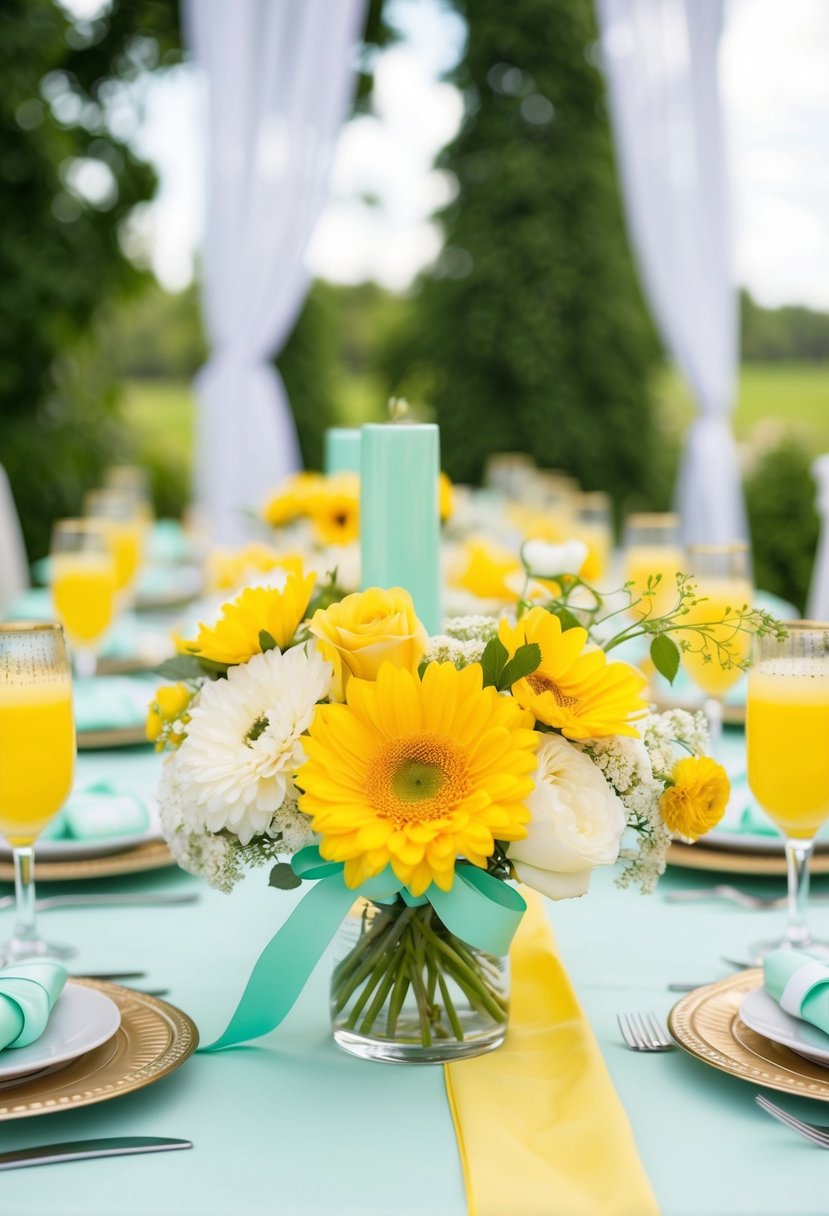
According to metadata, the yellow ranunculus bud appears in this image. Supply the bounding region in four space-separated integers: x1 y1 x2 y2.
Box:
660 756 730 842
156 683 192 718
145 708 163 744
309 587 428 701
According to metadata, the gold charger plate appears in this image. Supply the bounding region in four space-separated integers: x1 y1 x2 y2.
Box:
0 979 198 1120
0 839 173 884
670 970 829 1101
667 842 829 877
78 724 150 751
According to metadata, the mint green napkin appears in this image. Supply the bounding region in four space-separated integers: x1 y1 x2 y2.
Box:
0 960 67 1051
73 676 158 733
764 948 829 1033
40 782 149 842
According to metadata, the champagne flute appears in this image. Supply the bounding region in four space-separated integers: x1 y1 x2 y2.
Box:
747 622 829 960
0 623 76 964
682 542 753 757
85 487 144 609
623 513 685 619
574 492 613 584
50 519 118 679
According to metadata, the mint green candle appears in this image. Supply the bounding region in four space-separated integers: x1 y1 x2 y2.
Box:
324 428 361 476
360 423 441 634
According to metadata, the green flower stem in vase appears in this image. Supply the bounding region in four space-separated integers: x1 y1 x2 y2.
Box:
330 898 509 1063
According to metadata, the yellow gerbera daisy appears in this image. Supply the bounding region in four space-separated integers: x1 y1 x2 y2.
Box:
498 607 648 739
438 471 454 522
309 474 360 546
262 472 323 527
299 661 539 896
182 569 316 666
660 756 730 841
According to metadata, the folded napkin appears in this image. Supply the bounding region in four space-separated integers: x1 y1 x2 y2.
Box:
0 960 67 1051
445 894 658 1216
40 782 149 842
764 948 829 1033
73 675 158 733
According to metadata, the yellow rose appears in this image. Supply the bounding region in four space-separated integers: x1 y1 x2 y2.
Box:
309 587 428 700
660 756 730 841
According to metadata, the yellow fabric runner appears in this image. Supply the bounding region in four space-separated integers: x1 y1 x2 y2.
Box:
444 893 659 1216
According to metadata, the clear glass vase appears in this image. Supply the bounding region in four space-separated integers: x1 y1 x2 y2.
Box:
330 898 509 1064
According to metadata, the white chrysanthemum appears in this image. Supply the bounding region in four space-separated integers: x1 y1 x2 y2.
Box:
174 644 333 845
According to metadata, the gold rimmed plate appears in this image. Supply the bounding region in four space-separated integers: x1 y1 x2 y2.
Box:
669 970 829 1101
77 724 151 751
0 838 173 884
667 842 829 877
0 980 198 1120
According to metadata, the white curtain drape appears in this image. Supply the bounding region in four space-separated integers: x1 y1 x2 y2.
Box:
184 0 366 544
596 0 747 545
807 455 829 619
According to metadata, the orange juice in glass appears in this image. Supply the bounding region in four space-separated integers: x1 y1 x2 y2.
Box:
51 519 117 677
682 542 753 753
623 513 684 618
86 487 144 605
574 492 613 584
747 622 829 957
0 623 76 963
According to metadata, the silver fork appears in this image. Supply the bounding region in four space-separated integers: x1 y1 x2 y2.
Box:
755 1094 829 1147
665 885 829 910
617 1012 674 1052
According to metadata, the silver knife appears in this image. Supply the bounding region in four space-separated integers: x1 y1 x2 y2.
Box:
0 1136 192 1171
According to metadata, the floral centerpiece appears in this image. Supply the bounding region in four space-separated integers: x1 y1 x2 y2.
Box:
150 544 783 1062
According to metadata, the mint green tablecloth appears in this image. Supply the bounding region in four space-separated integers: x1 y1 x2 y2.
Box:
2 743 829 1215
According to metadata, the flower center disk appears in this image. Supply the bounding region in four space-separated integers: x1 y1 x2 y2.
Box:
526 672 579 709
367 735 470 827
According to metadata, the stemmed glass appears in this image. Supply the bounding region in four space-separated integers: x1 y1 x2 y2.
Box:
623 513 685 619
682 542 753 757
0 623 76 963
85 487 144 609
747 622 829 960
50 519 118 679
574 491 613 584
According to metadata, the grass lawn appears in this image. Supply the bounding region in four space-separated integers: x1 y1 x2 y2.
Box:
121 361 829 480
655 361 829 453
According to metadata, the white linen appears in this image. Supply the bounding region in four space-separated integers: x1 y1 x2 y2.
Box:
597 0 747 544
184 0 366 543
807 454 829 619
0 465 29 611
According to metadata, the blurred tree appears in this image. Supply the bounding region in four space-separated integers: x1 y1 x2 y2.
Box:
745 436 819 614
0 0 181 559
741 289 829 362
98 281 207 380
382 0 659 511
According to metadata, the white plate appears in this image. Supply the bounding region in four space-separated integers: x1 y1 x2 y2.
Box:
0 800 162 863
0 983 121 1081
740 987 829 1066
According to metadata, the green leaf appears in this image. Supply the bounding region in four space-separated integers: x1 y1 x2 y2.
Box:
417 659 429 680
546 604 582 632
498 642 541 690
650 634 680 685
196 657 231 678
480 635 509 688
154 655 205 681
268 863 302 891
258 629 278 652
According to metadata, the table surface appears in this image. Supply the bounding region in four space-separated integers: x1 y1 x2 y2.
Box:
2 742 829 1216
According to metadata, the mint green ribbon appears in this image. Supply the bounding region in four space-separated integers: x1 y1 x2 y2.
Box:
201 848 526 1052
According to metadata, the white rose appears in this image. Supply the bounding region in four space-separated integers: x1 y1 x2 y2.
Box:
508 733 627 900
521 539 589 578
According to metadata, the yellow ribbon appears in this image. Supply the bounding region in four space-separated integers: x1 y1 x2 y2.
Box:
444 893 659 1216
